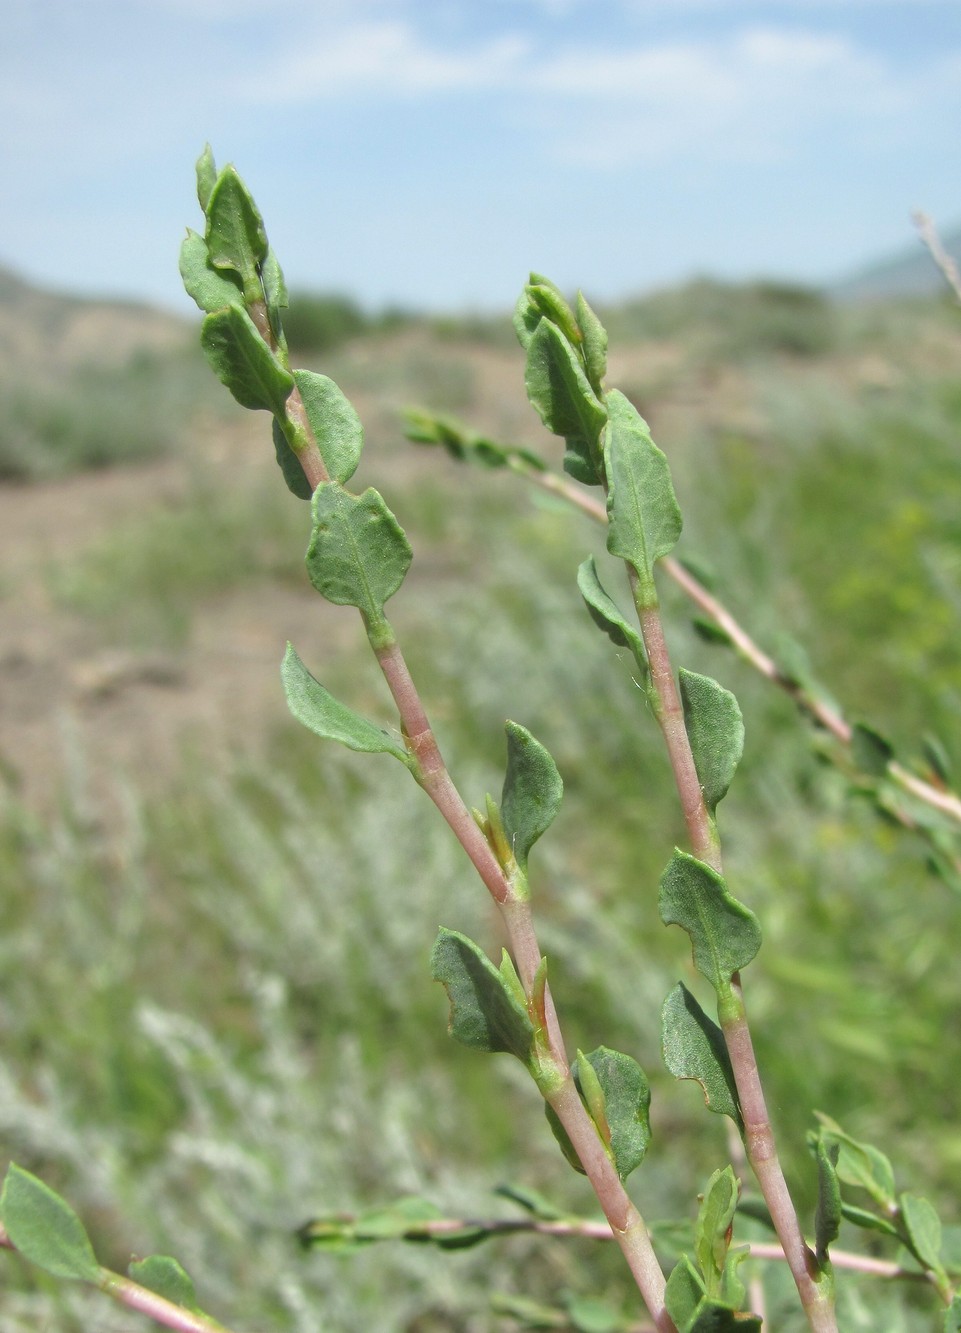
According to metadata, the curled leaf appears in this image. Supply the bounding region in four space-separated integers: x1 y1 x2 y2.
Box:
659 851 761 994
501 721 563 870
430 928 535 1064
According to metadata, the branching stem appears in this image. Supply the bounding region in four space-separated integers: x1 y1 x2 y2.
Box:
510 458 961 841
626 572 836 1332
290 476 677 1329
0 1227 236 1333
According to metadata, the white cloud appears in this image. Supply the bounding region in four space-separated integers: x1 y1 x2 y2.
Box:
241 16 949 171
245 19 531 101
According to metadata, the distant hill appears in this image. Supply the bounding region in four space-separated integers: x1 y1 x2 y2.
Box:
0 262 190 378
830 221 961 303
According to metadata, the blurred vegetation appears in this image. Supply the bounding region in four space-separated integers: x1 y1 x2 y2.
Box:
0 346 224 481
4 279 961 1330
282 291 414 355
601 277 841 359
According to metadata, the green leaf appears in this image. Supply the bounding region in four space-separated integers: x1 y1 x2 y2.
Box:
679 670 744 815
200 305 294 413
299 1198 488 1253
0 1164 100 1282
813 1114 896 1208
512 283 543 351
293 369 363 484
688 1304 761 1332
195 143 218 212
128 1255 200 1312
179 228 244 313
692 617 734 648
491 1291 568 1327
944 1293 961 1332
353 1197 443 1240
526 274 582 347
494 1183 566 1221
576 291 608 394
900 1193 945 1276
204 164 269 300
718 1248 750 1313
282 644 412 765
814 1138 842 1264
922 732 953 784
525 319 607 485
564 1293 631 1333
581 1046 651 1179
838 1201 899 1237
661 984 742 1127
665 1255 706 1327
604 389 682 604
576 557 646 668
851 722 895 777
272 418 313 499
696 1167 738 1296
306 483 412 621
261 246 288 317
500 721 563 870
404 411 549 474
545 1046 650 1180
431 928 535 1062
659 851 761 994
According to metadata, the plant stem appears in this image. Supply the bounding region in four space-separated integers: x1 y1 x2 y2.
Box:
301 1209 933 1282
632 581 719 870
368 624 675 1328
96 1269 237 1333
0 1228 237 1333
626 575 837 1332
510 455 961 836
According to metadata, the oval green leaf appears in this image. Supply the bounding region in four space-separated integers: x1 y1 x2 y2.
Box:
659 851 761 994
695 1166 738 1292
195 143 218 213
605 389 682 604
282 644 412 765
661 983 742 1128
128 1255 200 1312
204 165 268 298
294 369 363 484
0 1164 100 1282
306 483 412 619
813 1114 896 1207
814 1138 842 1264
179 229 244 314
580 1046 651 1180
272 418 313 499
665 1255 706 1328
900 1192 945 1277
500 721 563 870
679 670 744 815
576 291 608 394
430 928 535 1064
525 319 606 485
577 556 647 668
200 305 294 414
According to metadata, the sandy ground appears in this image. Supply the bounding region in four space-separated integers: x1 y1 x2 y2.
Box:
0 434 353 818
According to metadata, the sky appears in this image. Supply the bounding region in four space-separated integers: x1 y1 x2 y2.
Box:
3 0 961 315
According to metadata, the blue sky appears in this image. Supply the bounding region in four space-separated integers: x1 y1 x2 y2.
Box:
4 0 960 314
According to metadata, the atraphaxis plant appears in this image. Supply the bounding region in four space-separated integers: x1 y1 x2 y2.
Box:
3 149 959 1333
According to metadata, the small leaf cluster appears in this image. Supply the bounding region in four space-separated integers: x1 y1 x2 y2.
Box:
811 1115 960 1314
665 1168 761 1332
0 1164 215 1326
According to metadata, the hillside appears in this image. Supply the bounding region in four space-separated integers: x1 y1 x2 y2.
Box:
831 219 961 302
0 262 192 377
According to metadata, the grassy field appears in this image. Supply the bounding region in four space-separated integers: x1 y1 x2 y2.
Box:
2 279 961 1330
